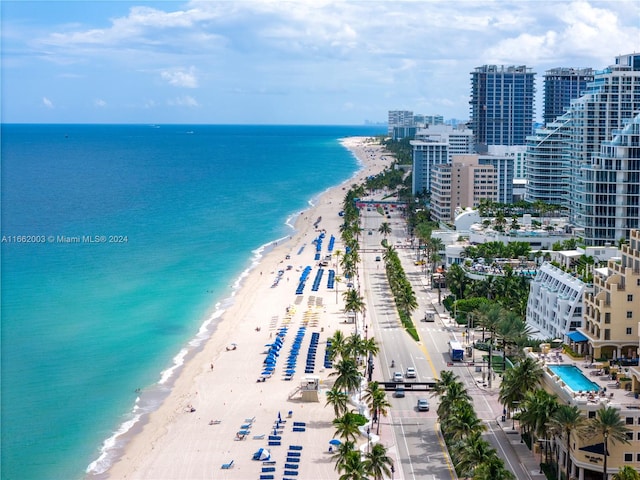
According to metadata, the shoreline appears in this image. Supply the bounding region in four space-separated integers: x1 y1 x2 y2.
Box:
98 136 389 480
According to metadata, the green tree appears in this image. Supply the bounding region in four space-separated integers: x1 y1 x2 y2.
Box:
332 412 362 443
378 222 392 238
338 450 367 480
362 442 394 480
587 406 632 480
473 455 515 480
612 466 640 480
325 387 349 417
547 404 589 480
330 358 362 394
456 431 496 478
362 381 391 434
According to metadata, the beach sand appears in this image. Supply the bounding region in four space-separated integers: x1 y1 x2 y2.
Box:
105 137 390 480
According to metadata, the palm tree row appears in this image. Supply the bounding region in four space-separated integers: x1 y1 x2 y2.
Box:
433 370 514 480
380 242 419 339
325 329 394 479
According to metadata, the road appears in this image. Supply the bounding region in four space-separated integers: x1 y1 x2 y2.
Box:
357 202 537 480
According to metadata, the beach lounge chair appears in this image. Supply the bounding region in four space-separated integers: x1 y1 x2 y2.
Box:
259 475 274 480
286 457 300 463
284 471 298 476
268 440 281 446
292 427 305 432
262 460 276 466
261 467 276 473
289 445 303 450
221 460 234 469
293 422 306 427
253 434 265 440
287 451 301 457
284 464 299 469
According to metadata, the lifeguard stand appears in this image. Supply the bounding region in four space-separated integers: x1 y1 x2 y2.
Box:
300 376 319 402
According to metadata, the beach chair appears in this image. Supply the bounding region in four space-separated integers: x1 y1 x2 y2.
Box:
284 471 299 476
262 460 276 466
289 445 303 450
284 464 299 469
261 467 276 473
286 457 300 463
259 475 274 480
292 427 305 432
268 440 281 446
287 451 301 457
292 422 306 427
253 434 265 440
221 460 234 469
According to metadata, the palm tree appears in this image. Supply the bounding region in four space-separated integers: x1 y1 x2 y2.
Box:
343 289 365 326
363 442 394 480
473 455 515 480
328 330 348 362
337 450 366 480
326 387 349 417
432 370 458 396
332 440 356 472
613 466 640 480
499 357 544 422
330 357 362 394
443 401 486 442
587 406 632 480
333 412 361 443
518 389 558 462
437 380 472 419
362 381 391 434
547 404 589 480
456 431 497 478
378 222 392 238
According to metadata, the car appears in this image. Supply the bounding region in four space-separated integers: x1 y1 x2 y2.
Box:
405 367 417 378
423 310 435 322
393 371 403 382
394 386 405 398
417 398 430 411
375 256 381 262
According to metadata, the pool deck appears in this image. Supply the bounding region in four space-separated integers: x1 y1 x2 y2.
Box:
527 348 640 411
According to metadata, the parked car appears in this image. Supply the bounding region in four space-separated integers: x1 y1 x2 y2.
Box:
417 398 430 411
393 371 403 382
405 367 417 378
394 386 405 398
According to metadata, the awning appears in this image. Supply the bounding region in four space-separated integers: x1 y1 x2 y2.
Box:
579 442 608 456
567 331 588 342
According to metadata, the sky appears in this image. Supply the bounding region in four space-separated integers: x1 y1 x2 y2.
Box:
1 0 639 125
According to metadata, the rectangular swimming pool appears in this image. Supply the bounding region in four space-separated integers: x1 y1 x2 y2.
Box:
548 365 599 392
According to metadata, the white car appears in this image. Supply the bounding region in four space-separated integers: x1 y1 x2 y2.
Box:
393 371 403 382
405 367 417 378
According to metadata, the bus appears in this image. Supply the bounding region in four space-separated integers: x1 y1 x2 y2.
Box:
449 341 464 362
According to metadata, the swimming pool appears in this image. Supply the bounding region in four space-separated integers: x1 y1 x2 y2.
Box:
548 365 600 392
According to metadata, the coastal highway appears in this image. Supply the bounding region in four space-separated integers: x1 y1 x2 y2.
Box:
360 204 456 480
358 203 535 480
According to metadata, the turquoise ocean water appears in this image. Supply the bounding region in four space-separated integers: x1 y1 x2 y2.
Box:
0 124 385 480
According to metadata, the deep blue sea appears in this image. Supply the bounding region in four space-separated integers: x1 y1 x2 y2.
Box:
0 124 385 480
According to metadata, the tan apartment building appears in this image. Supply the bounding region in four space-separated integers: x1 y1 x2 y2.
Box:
430 154 497 224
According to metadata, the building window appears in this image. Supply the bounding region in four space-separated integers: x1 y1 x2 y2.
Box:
605 312 611 323
588 411 596 419
604 329 611 340
626 432 634 441
626 417 634 425
627 311 633 319
624 453 633 462
627 328 633 335
628 294 634 302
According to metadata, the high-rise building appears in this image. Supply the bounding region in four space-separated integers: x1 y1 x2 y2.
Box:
543 67 594 125
430 155 497 223
524 113 571 206
387 110 414 139
410 125 474 195
469 65 536 152
568 54 640 245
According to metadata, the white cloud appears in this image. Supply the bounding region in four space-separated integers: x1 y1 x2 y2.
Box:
167 95 199 107
94 99 107 107
160 67 198 88
42 97 54 108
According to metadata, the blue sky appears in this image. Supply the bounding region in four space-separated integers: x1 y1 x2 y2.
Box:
2 0 638 125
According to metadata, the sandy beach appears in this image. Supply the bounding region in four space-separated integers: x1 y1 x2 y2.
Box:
105 137 391 480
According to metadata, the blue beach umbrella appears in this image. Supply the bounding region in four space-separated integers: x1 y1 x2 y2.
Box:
329 439 341 446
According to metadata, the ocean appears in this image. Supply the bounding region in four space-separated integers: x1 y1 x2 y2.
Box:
0 123 386 480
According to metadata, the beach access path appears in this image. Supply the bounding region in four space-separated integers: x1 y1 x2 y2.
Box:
105 137 391 480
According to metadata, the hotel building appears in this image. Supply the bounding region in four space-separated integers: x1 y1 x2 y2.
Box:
543 67 594 126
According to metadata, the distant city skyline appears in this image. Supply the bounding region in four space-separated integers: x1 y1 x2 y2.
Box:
2 1 639 124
